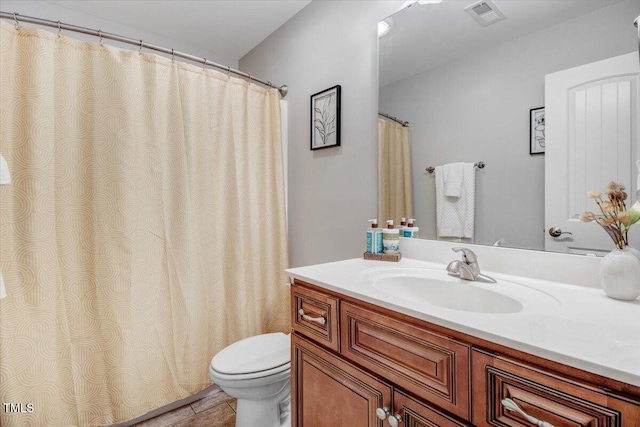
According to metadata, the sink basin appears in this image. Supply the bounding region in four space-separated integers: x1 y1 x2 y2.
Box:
360 268 523 314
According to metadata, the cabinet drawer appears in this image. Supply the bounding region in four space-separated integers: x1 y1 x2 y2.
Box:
472 349 640 427
293 333 392 427
340 302 471 420
291 283 339 352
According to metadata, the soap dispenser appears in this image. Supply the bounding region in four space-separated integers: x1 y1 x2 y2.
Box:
403 219 419 238
366 219 383 254
383 220 400 254
398 217 407 237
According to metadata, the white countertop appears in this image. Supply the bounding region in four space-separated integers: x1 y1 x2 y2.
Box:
286 257 640 387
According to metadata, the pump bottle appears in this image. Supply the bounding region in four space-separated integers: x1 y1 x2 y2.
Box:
383 220 400 254
366 219 383 254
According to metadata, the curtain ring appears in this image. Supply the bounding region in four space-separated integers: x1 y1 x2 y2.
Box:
248 73 252 84
171 48 175 62
57 20 62 38
226 66 231 77
13 12 19 30
202 58 207 71
139 39 143 54
98 29 103 45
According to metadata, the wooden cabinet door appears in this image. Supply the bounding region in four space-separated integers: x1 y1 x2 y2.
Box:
292 333 392 427
392 390 471 427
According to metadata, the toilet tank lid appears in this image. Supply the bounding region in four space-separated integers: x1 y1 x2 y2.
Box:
211 332 290 375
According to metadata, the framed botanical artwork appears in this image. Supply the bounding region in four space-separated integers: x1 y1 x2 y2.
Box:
530 107 545 155
310 85 341 150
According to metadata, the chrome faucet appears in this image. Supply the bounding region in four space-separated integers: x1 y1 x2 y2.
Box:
446 247 497 283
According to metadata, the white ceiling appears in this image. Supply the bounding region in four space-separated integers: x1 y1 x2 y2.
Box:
46 0 311 62
379 0 626 87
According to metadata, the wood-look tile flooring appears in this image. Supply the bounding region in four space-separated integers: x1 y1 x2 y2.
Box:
133 391 236 427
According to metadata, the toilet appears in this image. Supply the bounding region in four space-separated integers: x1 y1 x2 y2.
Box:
209 332 291 427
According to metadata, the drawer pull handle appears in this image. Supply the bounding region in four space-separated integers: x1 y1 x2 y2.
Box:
375 407 390 420
387 414 402 427
298 309 326 325
502 398 555 427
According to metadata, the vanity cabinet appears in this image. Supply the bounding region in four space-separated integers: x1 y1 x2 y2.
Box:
290 281 640 427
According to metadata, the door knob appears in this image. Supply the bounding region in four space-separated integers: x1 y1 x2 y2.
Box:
388 414 403 427
548 227 573 238
375 407 390 420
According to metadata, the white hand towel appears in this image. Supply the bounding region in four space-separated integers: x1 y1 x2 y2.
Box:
443 162 464 198
0 154 10 185
436 162 475 240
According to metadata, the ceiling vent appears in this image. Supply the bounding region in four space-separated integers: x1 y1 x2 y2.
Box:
464 0 506 27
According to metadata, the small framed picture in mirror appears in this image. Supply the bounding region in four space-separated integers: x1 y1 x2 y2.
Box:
530 107 545 155
311 85 341 150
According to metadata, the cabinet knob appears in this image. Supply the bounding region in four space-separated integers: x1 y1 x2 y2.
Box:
502 398 555 427
298 308 326 325
387 414 402 427
375 407 390 420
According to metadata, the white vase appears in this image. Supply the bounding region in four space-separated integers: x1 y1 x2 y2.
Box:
600 247 640 301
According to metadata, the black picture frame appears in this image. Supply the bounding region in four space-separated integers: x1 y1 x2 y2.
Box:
310 85 341 150
530 107 545 155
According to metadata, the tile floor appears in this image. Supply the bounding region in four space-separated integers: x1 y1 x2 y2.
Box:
132 391 236 427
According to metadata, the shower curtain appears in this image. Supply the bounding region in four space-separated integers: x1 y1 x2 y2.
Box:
378 118 413 225
0 21 289 427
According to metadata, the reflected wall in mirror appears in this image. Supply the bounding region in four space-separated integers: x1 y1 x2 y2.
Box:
378 0 640 254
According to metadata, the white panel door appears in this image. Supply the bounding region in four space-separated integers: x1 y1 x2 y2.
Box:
545 52 639 255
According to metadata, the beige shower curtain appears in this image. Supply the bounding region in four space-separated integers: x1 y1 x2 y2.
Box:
0 21 289 427
378 118 413 225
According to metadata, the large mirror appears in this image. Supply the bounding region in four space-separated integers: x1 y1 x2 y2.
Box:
378 0 640 255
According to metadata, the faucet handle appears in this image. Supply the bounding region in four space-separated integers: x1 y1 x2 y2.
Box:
452 247 478 264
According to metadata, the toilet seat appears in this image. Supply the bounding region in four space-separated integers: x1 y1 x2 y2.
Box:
210 332 291 381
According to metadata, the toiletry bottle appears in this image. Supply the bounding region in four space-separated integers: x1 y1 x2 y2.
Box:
383 220 400 254
398 217 407 238
403 218 419 238
367 219 383 254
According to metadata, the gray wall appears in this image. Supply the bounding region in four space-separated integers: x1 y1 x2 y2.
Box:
240 1 405 267
380 0 639 250
1 0 235 67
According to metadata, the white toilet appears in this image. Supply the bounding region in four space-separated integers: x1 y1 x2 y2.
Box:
209 332 291 427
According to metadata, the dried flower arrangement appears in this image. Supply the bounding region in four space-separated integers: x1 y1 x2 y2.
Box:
580 182 640 249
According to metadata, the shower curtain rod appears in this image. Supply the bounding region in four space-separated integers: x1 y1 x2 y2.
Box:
0 11 289 98
378 112 409 127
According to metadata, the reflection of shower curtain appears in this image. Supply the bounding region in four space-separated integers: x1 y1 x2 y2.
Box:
0 21 289 426
378 119 413 225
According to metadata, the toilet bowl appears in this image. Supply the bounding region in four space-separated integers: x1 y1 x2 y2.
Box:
209 332 291 427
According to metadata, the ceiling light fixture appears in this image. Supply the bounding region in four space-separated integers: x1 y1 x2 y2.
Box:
378 20 391 37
